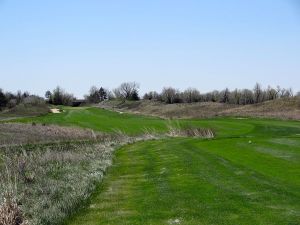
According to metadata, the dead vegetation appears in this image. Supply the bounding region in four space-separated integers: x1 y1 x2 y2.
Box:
167 124 215 138
100 97 300 120
220 97 300 120
0 160 28 225
0 194 28 225
0 131 159 225
0 123 105 146
0 104 49 121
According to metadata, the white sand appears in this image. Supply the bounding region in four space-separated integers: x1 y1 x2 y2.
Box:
50 108 61 114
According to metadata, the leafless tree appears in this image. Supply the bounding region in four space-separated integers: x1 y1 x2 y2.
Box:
279 88 293 98
253 83 263 103
143 91 159 100
240 89 254 105
266 86 277 100
114 82 140 100
220 88 230 103
182 88 201 103
211 90 220 102
231 89 241 104
161 87 178 104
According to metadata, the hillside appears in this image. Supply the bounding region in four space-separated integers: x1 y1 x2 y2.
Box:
100 97 300 120
0 104 50 121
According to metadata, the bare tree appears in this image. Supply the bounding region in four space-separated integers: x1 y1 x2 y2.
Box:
240 89 254 105
106 90 115 100
211 90 220 102
279 88 293 98
266 86 277 100
114 82 140 100
253 83 262 103
220 88 230 103
231 89 241 104
182 88 200 103
161 87 177 104
143 91 159 100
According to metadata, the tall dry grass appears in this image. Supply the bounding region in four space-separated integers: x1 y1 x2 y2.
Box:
0 132 159 225
0 123 105 147
167 122 215 138
0 157 28 225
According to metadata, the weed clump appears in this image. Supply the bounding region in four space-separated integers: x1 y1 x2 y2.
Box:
168 124 215 138
0 193 28 225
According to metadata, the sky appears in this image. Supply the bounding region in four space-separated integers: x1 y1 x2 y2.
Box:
0 0 300 98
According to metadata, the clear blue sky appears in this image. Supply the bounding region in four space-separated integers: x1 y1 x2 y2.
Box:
0 0 299 97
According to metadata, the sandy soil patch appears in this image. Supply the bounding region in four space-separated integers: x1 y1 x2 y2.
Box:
50 108 61 113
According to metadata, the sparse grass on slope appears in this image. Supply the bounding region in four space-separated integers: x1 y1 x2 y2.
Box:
0 104 49 121
100 97 300 120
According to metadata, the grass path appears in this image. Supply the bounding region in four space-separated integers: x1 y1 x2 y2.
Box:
65 133 300 224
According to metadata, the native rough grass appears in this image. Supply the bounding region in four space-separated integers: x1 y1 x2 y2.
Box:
0 123 160 225
1 142 115 225
0 138 136 225
0 123 102 146
100 97 300 120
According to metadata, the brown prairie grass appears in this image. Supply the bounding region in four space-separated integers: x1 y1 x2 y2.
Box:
0 194 28 225
0 123 105 146
100 97 300 120
0 132 160 225
167 124 215 138
0 159 28 225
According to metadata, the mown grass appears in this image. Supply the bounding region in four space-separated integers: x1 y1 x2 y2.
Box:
11 107 300 138
66 137 300 225
12 107 167 135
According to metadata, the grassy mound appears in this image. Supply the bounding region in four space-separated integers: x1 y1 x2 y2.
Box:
0 104 49 120
100 97 300 120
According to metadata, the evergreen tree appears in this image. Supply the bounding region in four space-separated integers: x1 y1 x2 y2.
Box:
99 87 107 101
0 89 7 109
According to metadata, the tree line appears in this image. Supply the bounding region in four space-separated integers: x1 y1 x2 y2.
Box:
43 82 140 106
1 82 299 110
144 83 297 105
0 89 45 110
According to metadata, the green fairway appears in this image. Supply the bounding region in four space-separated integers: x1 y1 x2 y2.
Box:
66 136 300 225
9 107 300 224
13 107 167 135
12 107 300 137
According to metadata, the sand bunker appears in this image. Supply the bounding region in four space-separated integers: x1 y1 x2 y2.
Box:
50 108 61 113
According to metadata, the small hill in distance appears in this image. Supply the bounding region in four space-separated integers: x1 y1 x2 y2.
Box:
100 97 300 120
0 101 49 121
